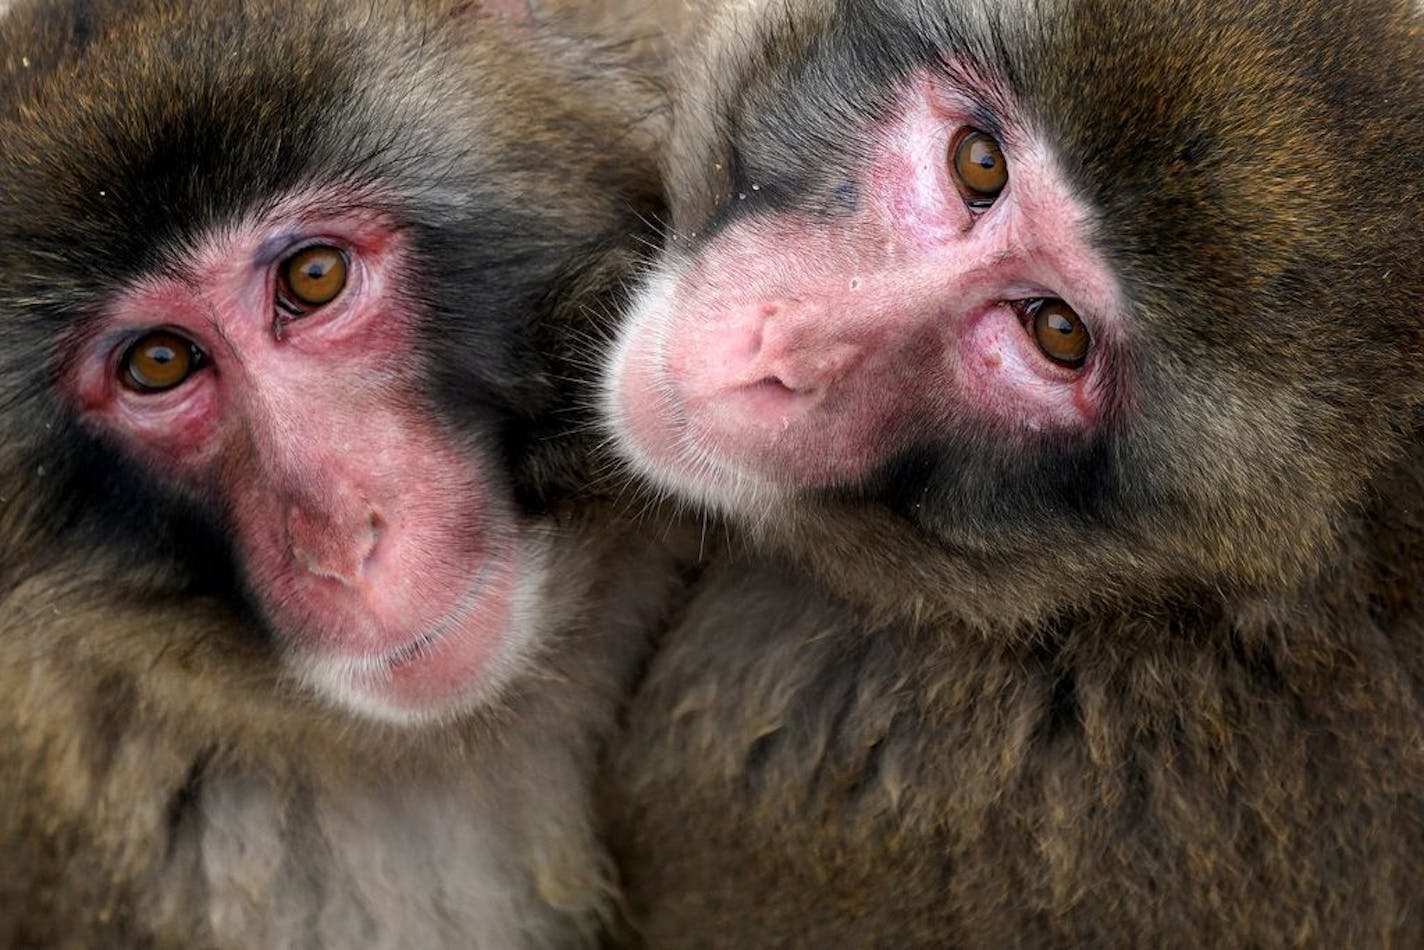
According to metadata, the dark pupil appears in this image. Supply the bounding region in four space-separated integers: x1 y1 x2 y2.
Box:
147 343 178 364
303 261 329 281
1047 313 1076 335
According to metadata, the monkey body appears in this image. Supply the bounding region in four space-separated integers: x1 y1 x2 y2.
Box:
0 0 682 944
600 0 1424 944
4 525 685 948
612 519 1424 946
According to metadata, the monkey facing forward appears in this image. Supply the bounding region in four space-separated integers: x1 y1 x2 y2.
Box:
0 0 687 945
601 0 1424 945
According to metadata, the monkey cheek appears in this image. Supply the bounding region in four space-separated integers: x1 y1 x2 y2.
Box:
603 292 747 505
360 542 535 722
608 323 775 511
685 384 882 484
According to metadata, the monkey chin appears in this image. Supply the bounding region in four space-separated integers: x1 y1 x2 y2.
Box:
601 269 781 518
289 535 550 727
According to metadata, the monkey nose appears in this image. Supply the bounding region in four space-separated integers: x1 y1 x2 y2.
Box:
752 312 863 397
689 299 858 397
758 342 861 394
285 504 383 588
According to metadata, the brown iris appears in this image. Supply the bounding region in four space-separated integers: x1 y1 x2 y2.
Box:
121 330 202 393
1030 300 1091 368
952 130 1008 202
281 245 348 308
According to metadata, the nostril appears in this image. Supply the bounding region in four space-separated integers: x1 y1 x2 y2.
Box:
363 512 385 571
286 503 383 587
754 374 809 396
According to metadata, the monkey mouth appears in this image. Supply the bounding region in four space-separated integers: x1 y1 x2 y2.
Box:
368 559 501 672
377 628 446 669
294 533 536 723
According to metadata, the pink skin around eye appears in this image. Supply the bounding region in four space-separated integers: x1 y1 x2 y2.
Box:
67 193 531 723
607 67 1126 509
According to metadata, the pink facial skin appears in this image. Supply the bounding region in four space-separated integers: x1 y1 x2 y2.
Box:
608 69 1126 513
67 194 535 724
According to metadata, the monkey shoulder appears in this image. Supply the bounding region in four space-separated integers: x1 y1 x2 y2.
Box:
605 552 1424 947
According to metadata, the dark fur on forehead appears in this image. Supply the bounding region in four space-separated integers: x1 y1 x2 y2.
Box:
4 1 412 274
677 0 1043 230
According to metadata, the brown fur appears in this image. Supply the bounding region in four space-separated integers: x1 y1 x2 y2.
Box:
1 518 692 947
0 0 690 945
602 0 1424 945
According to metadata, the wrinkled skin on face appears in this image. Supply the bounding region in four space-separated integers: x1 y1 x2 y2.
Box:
66 197 532 718
614 71 1121 498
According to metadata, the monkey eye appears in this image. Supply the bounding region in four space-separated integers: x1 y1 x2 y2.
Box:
1026 299 1091 368
120 330 205 393
952 129 1008 206
279 245 348 312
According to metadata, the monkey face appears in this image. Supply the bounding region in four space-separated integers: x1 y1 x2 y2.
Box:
604 0 1424 596
61 193 537 721
0 0 650 724
611 70 1122 501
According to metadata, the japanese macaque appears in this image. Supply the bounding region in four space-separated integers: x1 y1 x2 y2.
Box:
601 0 1424 945
0 0 688 945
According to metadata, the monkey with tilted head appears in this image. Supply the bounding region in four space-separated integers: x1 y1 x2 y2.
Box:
0 0 691 945
600 0 1424 945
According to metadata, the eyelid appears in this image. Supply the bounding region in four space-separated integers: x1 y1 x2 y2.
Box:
108 325 204 366
967 107 1006 144
257 234 348 273
253 232 302 269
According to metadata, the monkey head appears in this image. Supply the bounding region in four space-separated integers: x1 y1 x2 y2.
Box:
605 0 1424 619
0 0 656 723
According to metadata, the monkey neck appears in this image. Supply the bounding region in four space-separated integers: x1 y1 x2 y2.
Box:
761 444 1424 652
